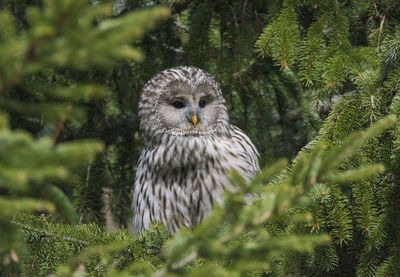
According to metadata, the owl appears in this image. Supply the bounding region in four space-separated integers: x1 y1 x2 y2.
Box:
133 66 259 233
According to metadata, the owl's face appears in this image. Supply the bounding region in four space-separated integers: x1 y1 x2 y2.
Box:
139 66 230 140
156 81 220 133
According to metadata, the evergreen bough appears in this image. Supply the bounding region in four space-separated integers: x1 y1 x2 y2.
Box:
0 0 169 275
2 0 400 276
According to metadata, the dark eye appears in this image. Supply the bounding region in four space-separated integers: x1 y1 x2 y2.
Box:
172 101 184 109
199 99 206 108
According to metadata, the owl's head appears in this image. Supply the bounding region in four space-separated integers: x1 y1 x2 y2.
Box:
139 67 230 141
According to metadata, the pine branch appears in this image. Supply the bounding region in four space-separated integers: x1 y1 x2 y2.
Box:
12 221 89 246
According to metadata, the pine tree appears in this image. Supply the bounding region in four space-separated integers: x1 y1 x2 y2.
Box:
0 0 168 274
255 0 400 275
3 0 400 276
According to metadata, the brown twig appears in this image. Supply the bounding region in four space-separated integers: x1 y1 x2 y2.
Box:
52 104 72 143
78 163 92 225
376 14 386 52
29 236 45 277
370 95 375 125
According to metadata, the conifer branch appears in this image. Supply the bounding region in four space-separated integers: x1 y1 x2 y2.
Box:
11 221 89 246
307 36 317 82
0 43 35 95
170 251 198 270
171 0 195 14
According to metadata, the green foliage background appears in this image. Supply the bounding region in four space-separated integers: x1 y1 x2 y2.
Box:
1 0 400 276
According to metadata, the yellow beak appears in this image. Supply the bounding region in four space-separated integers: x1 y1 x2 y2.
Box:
192 115 197 127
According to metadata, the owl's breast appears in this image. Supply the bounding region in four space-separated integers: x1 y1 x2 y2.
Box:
142 133 256 181
133 131 258 233
143 135 224 169
133 135 229 233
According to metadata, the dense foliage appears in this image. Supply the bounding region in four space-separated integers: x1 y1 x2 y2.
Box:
1 0 400 276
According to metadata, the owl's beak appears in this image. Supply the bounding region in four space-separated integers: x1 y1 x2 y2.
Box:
192 115 197 127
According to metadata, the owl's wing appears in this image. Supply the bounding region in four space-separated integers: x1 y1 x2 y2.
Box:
230 125 260 176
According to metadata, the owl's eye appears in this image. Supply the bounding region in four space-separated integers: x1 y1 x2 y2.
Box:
199 99 206 108
172 101 184 109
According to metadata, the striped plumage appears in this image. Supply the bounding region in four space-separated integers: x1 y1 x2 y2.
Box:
133 66 259 233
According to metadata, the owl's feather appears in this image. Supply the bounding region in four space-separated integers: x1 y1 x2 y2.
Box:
133 67 259 233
